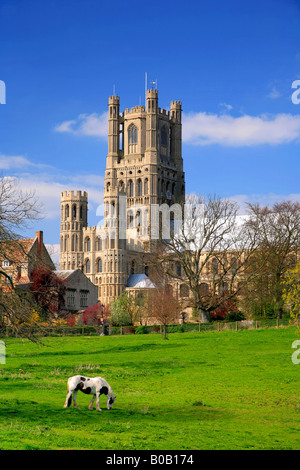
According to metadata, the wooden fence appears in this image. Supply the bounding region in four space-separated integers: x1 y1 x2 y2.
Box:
0 318 292 339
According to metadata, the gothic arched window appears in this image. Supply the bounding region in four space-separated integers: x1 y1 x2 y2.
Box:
86 259 90 274
128 124 138 144
137 178 143 197
97 258 103 273
131 260 135 275
128 125 138 153
212 258 218 275
144 178 149 195
128 180 134 198
65 204 69 219
96 236 102 251
85 237 91 251
180 284 189 298
72 204 77 220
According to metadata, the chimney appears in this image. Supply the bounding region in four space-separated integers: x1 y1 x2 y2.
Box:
36 230 43 257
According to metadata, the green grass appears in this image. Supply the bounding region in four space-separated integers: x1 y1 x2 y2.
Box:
0 327 299 450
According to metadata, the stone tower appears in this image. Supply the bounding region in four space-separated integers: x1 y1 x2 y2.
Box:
59 88 185 305
60 190 88 271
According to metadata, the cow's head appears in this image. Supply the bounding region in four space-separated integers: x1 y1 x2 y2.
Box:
107 394 116 410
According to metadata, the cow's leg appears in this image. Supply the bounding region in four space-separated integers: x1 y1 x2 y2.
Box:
64 380 74 408
72 390 79 408
88 394 96 410
64 389 73 408
96 391 102 411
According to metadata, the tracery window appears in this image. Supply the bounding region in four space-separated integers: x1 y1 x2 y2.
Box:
128 124 138 153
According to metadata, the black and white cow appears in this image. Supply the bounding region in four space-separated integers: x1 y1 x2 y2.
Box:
64 375 116 411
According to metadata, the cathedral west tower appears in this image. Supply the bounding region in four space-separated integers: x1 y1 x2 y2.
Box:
59 88 185 305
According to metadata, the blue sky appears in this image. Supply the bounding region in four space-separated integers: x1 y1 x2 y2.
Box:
1 0 300 258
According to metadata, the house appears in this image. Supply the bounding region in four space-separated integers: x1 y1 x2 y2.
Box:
54 269 98 312
1 231 55 290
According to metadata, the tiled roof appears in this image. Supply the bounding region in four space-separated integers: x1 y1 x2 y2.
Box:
2 238 35 264
53 270 76 280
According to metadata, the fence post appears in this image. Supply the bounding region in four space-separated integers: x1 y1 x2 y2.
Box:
276 318 279 329
218 322 220 332
236 321 238 331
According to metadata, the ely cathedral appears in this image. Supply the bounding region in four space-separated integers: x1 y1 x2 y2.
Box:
59 88 185 305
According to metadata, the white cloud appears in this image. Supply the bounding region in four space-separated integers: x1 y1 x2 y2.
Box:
267 86 281 99
0 155 31 169
0 154 53 170
45 243 60 269
219 102 233 111
182 112 300 146
54 112 108 138
228 192 300 214
16 174 104 221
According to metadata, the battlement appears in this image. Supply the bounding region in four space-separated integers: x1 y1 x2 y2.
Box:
170 100 182 109
108 95 120 104
61 190 88 200
147 88 158 97
124 105 146 116
158 107 170 118
83 226 97 232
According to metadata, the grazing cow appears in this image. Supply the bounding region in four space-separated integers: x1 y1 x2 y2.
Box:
64 375 116 411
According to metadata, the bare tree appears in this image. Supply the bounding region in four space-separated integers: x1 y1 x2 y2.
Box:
147 194 259 322
0 176 42 338
147 286 181 338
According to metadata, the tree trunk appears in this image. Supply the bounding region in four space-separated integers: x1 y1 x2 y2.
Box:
199 309 211 323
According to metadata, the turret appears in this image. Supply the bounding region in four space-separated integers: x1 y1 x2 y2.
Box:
59 191 88 269
170 100 182 162
108 95 120 162
145 88 159 162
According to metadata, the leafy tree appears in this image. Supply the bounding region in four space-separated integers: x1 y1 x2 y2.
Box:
244 201 300 318
109 292 137 326
30 265 66 321
210 295 239 321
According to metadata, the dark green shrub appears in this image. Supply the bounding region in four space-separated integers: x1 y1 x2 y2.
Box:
135 325 149 335
225 311 245 322
177 324 185 333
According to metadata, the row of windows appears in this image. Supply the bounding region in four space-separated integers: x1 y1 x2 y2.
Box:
106 178 177 198
127 124 171 148
84 258 142 275
66 290 89 308
62 204 84 221
107 178 149 197
61 235 111 252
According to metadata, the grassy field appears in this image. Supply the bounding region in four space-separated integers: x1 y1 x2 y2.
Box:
0 327 299 450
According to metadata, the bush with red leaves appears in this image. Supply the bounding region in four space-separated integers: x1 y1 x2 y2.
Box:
81 303 103 326
30 264 66 320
